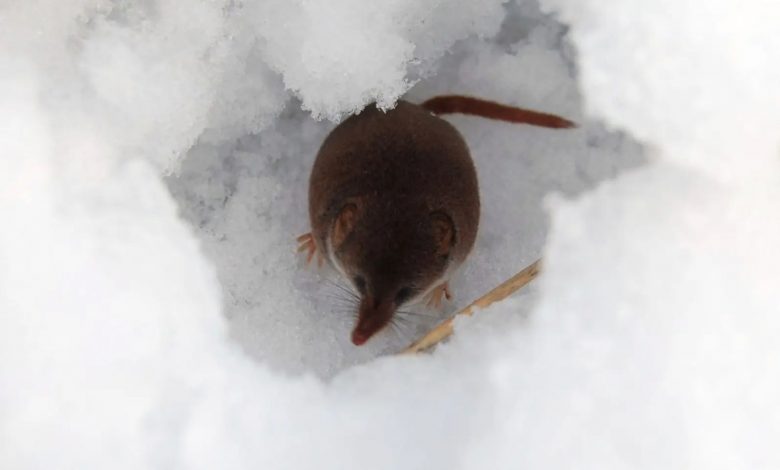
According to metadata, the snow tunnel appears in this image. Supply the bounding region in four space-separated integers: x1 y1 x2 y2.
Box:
165 1 645 377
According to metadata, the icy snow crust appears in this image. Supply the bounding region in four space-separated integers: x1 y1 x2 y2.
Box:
1 0 778 469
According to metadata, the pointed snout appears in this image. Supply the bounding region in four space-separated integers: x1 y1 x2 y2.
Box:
351 328 371 346
351 296 395 346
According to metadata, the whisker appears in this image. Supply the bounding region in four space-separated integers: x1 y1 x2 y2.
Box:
393 316 417 331
328 304 357 312
396 308 436 318
332 286 359 301
393 315 411 327
325 278 359 298
387 320 402 341
320 290 356 301
321 296 358 307
391 318 413 341
321 299 359 311
395 312 434 326
325 291 358 304
393 318 413 341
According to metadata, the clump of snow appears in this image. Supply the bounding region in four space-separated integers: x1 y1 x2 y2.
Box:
243 0 508 119
1 0 779 469
541 0 780 182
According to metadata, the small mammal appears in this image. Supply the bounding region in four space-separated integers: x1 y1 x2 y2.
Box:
299 95 573 345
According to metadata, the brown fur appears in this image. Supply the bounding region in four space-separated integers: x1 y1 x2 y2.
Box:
307 96 574 345
308 100 480 345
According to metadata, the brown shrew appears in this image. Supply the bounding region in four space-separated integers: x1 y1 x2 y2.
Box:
298 95 574 346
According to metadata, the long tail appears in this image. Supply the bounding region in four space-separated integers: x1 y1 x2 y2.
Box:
421 95 575 129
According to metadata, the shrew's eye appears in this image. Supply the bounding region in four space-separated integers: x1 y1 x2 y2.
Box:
353 276 366 294
395 287 413 305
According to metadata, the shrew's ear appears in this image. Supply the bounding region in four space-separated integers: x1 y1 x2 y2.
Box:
430 210 456 257
332 202 360 249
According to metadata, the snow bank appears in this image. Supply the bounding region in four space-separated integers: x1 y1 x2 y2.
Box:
1 0 778 469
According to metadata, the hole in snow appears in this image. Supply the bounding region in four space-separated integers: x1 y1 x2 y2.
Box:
165 1 646 379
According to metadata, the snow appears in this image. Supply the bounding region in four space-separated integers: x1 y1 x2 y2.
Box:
167 3 643 376
1 0 778 469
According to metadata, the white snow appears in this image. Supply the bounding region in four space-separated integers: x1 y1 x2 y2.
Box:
1 0 778 469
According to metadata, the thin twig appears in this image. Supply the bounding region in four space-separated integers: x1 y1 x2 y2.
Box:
400 259 542 354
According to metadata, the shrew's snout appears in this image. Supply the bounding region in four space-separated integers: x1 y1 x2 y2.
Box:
351 296 394 346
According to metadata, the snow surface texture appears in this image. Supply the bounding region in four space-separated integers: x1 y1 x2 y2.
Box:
1 1 778 470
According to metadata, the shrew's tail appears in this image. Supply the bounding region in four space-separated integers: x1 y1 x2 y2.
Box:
421 95 575 129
